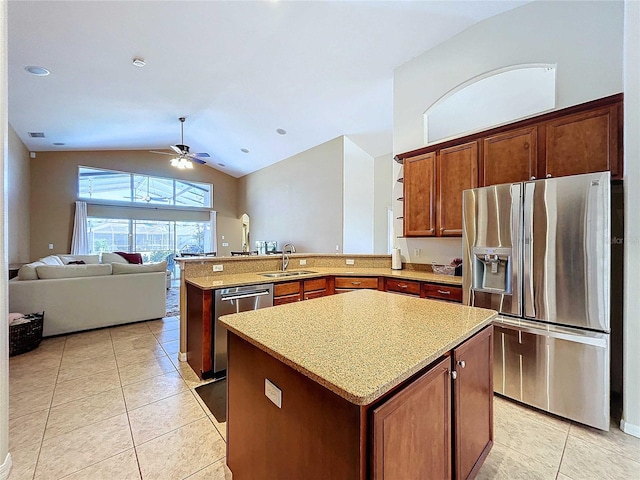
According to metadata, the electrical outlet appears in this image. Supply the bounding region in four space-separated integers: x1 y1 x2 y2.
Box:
335 244 340 251
222 242 229 247
299 259 307 266
48 243 54 250
413 248 421 257
346 259 355 265
212 264 224 272
265 379 282 408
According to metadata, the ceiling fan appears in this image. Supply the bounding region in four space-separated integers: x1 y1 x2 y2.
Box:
150 117 210 169
123 179 169 203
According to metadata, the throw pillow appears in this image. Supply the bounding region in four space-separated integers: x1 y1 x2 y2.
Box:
39 255 64 266
114 251 143 264
111 261 167 275
101 252 129 264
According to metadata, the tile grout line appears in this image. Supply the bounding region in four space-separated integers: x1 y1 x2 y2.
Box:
554 420 572 479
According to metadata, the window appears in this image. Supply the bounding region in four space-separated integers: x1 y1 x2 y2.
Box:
88 218 214 271
79 166 212 208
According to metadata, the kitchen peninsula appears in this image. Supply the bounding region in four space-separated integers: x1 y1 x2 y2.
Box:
219 289 496 479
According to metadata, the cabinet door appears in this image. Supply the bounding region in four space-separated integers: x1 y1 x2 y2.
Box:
372 356 452 480
422 283 463 303
544 105 619 178
453 326 493 480
437 142 478 236
404 152 436 237
482 127 537 185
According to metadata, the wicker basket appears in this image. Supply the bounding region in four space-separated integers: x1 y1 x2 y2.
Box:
431 264 456 276
9 312 44 357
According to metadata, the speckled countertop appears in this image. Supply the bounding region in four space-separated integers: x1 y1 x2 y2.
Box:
219 289 496 406
185 266 462 290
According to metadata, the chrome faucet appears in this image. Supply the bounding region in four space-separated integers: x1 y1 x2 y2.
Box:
282 243 296 271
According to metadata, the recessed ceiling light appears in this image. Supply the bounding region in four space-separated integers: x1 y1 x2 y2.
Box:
132 57 146 68
218 163 226 167
240 148 249 153
25 66 50 76
52 142 65 146
276 128 287 135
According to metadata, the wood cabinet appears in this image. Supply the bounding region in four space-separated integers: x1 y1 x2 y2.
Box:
371 326 493 480
482 127 538 185
274 281 301 305
372 356 452 480
334 276 380 293
544 105 620 179
422 283 463 303
384 278 421 296
303 277 327 300
186 283 213 378
453 326 494 479
403 152 436 237
437 142 478 236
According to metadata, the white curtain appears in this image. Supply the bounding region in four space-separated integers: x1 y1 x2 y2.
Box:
71 201 89 254
209 210 218 255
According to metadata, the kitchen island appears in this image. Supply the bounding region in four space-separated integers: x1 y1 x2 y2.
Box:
219 289 496 479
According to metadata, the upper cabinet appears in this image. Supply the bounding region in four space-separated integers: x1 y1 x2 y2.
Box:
482 127 538 185
396 94 622 238
544 105 620 179
437 142 478 236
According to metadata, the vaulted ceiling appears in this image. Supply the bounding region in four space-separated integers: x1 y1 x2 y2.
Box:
8 0 528 177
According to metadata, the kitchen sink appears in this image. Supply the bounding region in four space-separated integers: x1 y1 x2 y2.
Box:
259 270 317 278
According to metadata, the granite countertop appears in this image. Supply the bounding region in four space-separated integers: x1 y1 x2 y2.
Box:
185 266 462 290
219 289 496 405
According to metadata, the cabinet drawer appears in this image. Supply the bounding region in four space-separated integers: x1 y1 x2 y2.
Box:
422 284 462 302
385 279 421 296
303 289 326 301
274 293 301 306
304 278 327 292
274 281 301 297
334 277 379 289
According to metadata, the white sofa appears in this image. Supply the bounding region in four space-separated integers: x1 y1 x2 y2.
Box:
9 254 167 336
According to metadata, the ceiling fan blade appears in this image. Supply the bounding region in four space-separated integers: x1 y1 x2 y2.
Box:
191 157 207 165
170 145 183 154
191 152 210 158
149 150 174 156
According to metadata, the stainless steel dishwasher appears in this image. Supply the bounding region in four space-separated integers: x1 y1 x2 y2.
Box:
213 284 274 378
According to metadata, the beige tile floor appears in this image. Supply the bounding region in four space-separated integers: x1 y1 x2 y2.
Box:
8 316 640 479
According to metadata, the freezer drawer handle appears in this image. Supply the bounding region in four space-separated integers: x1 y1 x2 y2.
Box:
221 290 271 302
437 289 451 295
457 360 466 368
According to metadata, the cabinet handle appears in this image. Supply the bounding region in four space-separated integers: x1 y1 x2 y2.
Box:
440 227 445 232
530 176 536 180
546 173 552 178
437 289 451 295
399 284 407 289
450 371 458 380
351 281 361 285
457 360 466 368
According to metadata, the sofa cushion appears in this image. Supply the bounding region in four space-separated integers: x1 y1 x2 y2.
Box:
114 251 143 264
59 254 100 265
112 261 167 275
101 252 129 264
36 264 112 279
18 261 46 280
39 255 64 266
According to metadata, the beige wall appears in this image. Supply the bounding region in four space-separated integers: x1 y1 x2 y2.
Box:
238 137 344 253
7 124 29 264
29 150 241 260
622 0 640 437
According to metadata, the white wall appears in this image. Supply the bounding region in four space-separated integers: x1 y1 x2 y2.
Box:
373 153 392 254
622 0 640 437
238 137 344 253
392 0 624 265
1 0 11 475
343 137 373 254
7 124 29 264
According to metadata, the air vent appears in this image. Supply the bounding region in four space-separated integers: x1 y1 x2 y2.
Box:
28 132 45 138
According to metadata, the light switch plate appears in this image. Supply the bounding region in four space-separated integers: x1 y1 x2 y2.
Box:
299 259 307 266
222 242 229 247
212 264 224 272
48 243 54 250
346 259 355 265
265 379 282 408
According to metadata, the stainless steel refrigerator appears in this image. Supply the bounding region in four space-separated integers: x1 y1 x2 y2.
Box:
462 172 610 430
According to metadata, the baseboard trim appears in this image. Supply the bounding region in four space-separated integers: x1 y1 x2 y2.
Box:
178 351 187 362
620 418 640 438
0 452 12 480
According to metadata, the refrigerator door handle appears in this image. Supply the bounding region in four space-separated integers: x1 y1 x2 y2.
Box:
494 316 608 348
523 183 535 318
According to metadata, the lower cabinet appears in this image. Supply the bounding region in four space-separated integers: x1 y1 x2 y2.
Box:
423 282 463 303
273 281 301 305
334 276 380 293
371 325 493 480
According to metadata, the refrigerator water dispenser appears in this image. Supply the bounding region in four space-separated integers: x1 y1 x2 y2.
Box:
471 247 512 294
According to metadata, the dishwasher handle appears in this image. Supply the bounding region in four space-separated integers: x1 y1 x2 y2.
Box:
221 290 271 302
